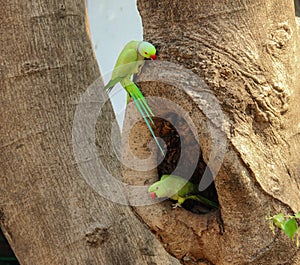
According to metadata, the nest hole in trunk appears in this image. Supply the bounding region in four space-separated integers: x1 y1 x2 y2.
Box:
153 111 219 214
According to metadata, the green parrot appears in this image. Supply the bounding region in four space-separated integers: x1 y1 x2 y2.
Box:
104 40 164 155
148 174 219 208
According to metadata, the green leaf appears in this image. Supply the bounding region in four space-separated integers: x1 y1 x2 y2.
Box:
295 211 300 219
283 219 298 239
273 213 285 229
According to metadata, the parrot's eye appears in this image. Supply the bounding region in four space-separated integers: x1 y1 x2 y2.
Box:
144 52 148 55
156 187 159 190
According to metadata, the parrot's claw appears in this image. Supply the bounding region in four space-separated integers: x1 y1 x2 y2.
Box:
172 203 182 209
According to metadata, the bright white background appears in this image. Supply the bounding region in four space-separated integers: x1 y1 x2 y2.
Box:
87 0 143 127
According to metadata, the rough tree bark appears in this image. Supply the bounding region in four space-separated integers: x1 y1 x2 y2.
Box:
122 0 300 264
0 0 179 264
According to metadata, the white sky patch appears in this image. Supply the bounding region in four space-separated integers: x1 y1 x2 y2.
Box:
87 0 143 127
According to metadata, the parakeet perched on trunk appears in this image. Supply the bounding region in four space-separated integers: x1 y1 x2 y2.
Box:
104 40 164 155
148 174 219 208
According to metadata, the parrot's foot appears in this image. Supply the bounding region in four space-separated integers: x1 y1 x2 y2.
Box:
172 203 182 209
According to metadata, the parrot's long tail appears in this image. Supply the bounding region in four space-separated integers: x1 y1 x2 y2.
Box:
124 82 165 156
187 195 219 208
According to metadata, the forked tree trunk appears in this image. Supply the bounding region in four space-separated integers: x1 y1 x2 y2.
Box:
122 0 300 264
0 0 179 264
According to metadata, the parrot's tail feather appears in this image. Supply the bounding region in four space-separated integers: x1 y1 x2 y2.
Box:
188 195 219 208
123 82 164 155
133 86 154 117
131 94 165 156
126 82 154 124
130 88 154 124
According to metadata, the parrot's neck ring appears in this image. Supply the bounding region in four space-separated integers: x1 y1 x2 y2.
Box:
137 41 143 55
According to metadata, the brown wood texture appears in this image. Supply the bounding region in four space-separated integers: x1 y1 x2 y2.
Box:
121 0 300 264
0 1 180 264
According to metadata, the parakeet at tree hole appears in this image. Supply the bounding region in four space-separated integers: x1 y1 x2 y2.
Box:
104 40 164 155
148 174 219 208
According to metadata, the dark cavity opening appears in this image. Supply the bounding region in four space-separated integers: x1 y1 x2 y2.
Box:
0 229 19 265
154 112 219 214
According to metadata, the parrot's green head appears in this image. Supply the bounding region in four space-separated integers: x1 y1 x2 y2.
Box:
148 176 176 199
138 41 157 60
148 181 165 199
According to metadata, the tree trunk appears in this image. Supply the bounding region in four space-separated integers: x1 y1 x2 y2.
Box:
122 0 300 264
0 1 179 264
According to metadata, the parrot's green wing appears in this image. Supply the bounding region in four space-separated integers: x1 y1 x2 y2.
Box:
104 40 139 91
159 175 197 197
177 180 198 197
103 77 123 93
104 47 139 92
111 48 140 80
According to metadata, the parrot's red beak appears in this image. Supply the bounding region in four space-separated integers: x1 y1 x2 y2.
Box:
149 192 157 199
150 54 157 60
